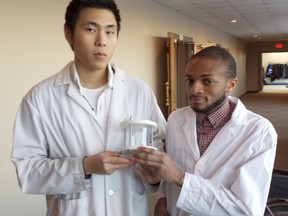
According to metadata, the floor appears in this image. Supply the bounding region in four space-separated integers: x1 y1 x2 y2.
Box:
263 85 288 93
240 85 288 171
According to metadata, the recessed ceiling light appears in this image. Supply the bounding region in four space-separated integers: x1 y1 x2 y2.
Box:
230 19 237 23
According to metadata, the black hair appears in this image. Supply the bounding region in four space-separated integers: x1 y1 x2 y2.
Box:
64 0 121 35
191 46 237 79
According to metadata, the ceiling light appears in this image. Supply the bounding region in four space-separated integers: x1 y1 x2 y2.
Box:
230 19 237 23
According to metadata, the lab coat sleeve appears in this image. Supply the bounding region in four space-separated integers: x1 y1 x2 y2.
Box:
176 128 277 216
11 97 91 194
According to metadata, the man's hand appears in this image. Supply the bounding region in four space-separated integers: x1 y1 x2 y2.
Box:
132 147 185 187
83 151 131 175
130 160 161 185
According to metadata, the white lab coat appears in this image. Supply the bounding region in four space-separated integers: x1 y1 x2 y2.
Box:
11 62 166 216
164 97 277 216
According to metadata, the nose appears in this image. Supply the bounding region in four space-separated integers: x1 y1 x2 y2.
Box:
96 41 106 47
186 81 203 95
95 32 106 47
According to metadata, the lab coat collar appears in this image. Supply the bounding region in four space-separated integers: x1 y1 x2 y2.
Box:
52 61 124 119
54 62 72 86
187 96 248 128
227 96 248 127
203 97 249 157
180 96 246 126
54 61 118 89
181 96 249 158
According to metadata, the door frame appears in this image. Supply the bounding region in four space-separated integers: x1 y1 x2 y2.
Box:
166 32 194 114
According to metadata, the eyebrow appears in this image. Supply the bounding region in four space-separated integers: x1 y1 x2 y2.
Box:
185 74 213 78
86 21 116 29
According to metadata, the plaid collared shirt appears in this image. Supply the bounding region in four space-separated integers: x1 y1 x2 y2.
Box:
196 100 236 156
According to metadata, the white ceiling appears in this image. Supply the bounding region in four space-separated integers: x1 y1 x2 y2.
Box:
151 0 288 42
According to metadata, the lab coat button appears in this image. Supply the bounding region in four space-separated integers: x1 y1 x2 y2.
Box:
108 189 114 195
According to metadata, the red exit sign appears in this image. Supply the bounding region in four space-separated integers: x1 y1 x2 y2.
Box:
276 43 283 49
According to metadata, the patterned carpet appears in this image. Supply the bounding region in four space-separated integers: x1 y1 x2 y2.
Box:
240 86 288 171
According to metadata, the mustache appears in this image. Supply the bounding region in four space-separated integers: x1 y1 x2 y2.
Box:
188 95 205 100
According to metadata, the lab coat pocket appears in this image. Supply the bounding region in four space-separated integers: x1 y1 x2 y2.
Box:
59 190 88 200
56 190 89 216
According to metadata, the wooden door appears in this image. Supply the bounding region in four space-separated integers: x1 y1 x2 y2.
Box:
166 32 194 115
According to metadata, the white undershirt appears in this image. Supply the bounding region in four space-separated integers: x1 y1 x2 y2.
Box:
81 84 109 126
82 84 107 112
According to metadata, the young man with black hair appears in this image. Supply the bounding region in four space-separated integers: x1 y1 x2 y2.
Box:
11 1 166 215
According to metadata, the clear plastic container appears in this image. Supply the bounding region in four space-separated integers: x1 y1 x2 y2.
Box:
120 119 158 156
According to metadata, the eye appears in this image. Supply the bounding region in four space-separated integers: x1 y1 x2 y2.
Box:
87 27 96 32
106 30 115 35
185 78 194 86
203 79 214 85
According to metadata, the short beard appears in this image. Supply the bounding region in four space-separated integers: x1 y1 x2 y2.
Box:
192 94 227 114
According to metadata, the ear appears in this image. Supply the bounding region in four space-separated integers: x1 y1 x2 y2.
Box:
64 25 73 47
226 78 238 94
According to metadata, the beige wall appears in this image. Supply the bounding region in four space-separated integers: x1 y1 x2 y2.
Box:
247 41 288 92
0 0 247 215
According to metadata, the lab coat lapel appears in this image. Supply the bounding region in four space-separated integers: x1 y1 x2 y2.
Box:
203 123 235 157
182 108 201 160
64 73 98 120
104 67 126 150
57 62 97 120
201 98 244 157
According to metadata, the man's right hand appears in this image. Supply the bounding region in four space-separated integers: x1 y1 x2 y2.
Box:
83 151 131 175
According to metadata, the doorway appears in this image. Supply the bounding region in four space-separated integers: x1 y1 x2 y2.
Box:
261 52 288 93
166 32 194 115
